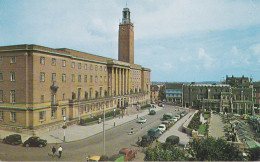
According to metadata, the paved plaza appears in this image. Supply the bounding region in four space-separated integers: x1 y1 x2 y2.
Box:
208 113 225 138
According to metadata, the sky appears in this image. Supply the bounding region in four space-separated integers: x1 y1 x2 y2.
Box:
0 0 260 82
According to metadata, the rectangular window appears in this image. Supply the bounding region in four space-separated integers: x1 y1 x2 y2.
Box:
78 63 81 69
104 76 106 82
0 90 3 102
78 75 81 82
62 108 66 116
100 66 102 71
62 73 66 82
99 87 102 97
84 64 87 70
90 75 93 82
0 56 2 64
40 72 45 82
51 109 56 119
89 88 92 98
39 111 46 121
100 76 102 83
40 57 45 64
71 62 75 68
62 60 66 67
10 56 16 63
84 75 87 82
95 65 98 71
52 58 56 65
10 112 16 122
10 90 15 103
72 74 75 82
0 111 3 120
104 67 107 72
41 95 44 103
90 64 93 70
10 72 15 81
52 73 56 82
63 93 65 100
95 76 98 83
0 73 3 81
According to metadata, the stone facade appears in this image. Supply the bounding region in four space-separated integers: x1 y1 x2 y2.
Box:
0 7 151 131
150 85 159 102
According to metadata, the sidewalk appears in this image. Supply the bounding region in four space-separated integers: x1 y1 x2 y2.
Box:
208 113 225 138
0 107 164 144
158 109 196 145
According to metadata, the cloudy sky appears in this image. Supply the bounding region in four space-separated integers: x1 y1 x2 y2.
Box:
0 0 260 82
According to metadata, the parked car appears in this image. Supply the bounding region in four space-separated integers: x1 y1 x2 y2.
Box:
23 136 47 147
167 118 175 123
163 113 173 120
3 134 22 145
175 114 181 120
119 148 136 161
165 135 180 146
162 120 170 129
139 135 153 147
158 124 166 133
149 110 156 115
147 128 161 140
137 117 147 123
172 117 178 122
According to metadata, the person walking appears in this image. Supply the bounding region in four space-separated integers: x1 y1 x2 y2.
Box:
51 146 56 157
58 145 63 158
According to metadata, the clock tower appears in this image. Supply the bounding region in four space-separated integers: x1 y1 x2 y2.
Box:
118 7 134 64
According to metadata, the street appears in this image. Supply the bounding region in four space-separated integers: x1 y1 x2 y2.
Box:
0 105 183 161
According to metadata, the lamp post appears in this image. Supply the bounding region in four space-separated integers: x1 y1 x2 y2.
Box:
62 115 66 142
103 103 106 155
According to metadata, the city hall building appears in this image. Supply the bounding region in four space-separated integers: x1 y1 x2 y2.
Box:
0 7 151 132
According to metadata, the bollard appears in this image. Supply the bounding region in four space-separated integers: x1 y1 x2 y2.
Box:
114 122 116 127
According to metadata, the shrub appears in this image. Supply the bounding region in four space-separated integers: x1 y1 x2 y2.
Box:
80 110 120 125
141 104 151 110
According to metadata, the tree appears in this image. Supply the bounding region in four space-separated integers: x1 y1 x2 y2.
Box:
188 137 243 161
144 143 188 161
158 85 166 101
248 147 260 161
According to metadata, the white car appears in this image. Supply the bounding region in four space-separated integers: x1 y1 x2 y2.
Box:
158 124 166 133
175 115 181 120
172 117 178 122
137 117 147 123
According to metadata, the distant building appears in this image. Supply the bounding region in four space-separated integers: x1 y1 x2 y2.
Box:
183 76 254 114
150 85 159 102
165 83 183 105
253 82 260 114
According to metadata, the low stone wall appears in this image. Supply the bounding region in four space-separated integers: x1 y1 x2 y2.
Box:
182 110 198 136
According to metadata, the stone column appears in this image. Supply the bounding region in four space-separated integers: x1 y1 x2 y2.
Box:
125 69 128 94
115 67 118 96
111 67 114 96
128 69 130 94
119 68 122 95
122 69 125 95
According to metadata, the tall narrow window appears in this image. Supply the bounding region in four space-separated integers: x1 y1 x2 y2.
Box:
41 95 44 103
90 75 93 82
62 73 66 82
104 76 107 82
52 73 56 82
0 111 3 120
51 109 56 119
39 111 46 121
40 57 45 64
10 90 15 103
89 88 92 99
62 108 66 116
0 56 3 64
71 62 75 68
40 72 45 82
10 72 15 81
0 90 3 102
63 93 65 100
99 87 102 97
78 88 81 100
78 75 81 82
90 64 93 70
84 64 87 70
62 60 66 67
78 63 81 69
100 66 102 71
95 76 98 83
100 76 103 83
84 75 87 82
10 112 16 122
10 56 16 63
72 74 75 82
52 58 56 65
0 73 3 81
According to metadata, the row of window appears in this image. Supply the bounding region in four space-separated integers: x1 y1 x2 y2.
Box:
0 111 16 122
0 56 16 64
40 56 107 72
166 94 182 97
40 73 107 83
0 90 15 103
0 72 16 81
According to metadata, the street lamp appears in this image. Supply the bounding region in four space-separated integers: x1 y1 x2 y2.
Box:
62 115 66 142
103 103 106 155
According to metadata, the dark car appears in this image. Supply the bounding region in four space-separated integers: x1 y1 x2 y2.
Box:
3 134 22 145
149 110 156 115
23 136 47 147
147 128 161 140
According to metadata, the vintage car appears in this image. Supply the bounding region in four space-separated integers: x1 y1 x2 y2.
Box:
137 117 147 123
3 134 22 145
119 148 136 161
23 136 47 147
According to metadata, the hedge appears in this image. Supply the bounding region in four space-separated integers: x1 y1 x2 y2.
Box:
141 104 151 110
79 110 121 125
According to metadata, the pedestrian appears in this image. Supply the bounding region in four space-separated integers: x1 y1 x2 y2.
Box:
58 145 63 158
52 146 56 157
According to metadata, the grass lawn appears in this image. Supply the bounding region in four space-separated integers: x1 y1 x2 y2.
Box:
198 124 207 135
